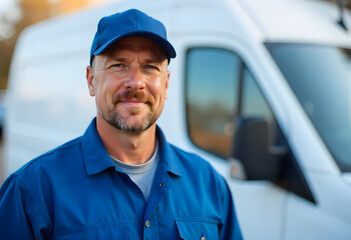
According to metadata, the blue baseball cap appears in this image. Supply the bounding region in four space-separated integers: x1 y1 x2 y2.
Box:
90 9 176 65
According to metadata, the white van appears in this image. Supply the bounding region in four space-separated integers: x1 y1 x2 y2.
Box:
3 0 351 239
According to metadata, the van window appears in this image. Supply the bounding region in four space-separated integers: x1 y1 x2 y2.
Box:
186 48 240 158
266 43 351 172
241 67 272 119
185 48 272 158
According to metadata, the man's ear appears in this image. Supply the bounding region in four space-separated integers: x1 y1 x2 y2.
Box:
165 70 170 99
86 65 96 97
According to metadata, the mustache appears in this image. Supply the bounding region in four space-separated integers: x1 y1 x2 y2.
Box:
112 90 151 105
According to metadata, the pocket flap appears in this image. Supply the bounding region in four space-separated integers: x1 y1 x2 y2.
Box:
175 219 219 240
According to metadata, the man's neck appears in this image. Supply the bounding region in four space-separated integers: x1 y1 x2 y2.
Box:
96 116 157 165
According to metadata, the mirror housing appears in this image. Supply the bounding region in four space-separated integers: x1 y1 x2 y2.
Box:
231 117 287 181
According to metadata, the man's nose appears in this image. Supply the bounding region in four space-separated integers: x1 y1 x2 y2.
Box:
125 67 146 90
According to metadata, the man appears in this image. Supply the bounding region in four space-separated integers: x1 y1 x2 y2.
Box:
0 9 242 239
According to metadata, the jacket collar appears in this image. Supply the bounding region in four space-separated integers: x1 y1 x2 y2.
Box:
81 118 115 175
155 125 182 177
81 118 182 177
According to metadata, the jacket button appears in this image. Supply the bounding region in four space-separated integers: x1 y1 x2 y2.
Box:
145 220 151 228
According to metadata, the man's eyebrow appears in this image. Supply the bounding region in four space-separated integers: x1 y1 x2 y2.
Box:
104 57 129 64
143 56 164 63
109 55 165 64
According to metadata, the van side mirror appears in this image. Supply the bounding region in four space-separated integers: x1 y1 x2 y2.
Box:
230 117 287 181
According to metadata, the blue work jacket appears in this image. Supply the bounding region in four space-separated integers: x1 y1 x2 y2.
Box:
0 119 242 240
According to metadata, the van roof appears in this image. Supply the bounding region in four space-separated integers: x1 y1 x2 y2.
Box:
238 0 351 45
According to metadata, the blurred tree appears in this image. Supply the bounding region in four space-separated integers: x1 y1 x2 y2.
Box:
0 0 92 89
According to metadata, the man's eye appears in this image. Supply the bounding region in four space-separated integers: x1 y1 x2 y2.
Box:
111 63 123 68
145 65 158 70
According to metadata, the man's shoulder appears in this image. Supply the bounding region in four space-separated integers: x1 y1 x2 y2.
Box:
167 143 221 176
168 143 206 162
165 142 230 197
0 136 86 214
13 136 84 181
39 136 83 158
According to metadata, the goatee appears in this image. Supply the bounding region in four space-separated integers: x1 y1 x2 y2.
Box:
98 90 157 133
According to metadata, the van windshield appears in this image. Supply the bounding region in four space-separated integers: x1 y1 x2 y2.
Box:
266 43 351 172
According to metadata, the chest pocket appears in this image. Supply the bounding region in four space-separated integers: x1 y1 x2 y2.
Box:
175 219 219 240
55 225 127 240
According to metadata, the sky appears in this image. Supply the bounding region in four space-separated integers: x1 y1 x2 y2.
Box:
0 0 17 15
0 0 21 39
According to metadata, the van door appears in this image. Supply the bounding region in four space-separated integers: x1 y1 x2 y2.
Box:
163 34 291 240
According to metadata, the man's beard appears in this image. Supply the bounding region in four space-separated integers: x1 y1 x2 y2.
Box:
99 107 156 134
98 90 158 134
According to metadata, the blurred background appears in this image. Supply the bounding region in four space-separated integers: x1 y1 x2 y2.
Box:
1 1 351 239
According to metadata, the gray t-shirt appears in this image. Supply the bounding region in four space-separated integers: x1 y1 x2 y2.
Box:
111 141 159 201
